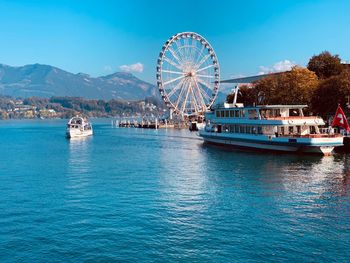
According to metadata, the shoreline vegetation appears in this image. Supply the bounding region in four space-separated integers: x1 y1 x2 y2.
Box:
0 96 165 120
227 51 350 119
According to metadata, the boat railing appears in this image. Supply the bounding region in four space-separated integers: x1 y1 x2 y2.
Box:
277 133 342 138
264 116 321 120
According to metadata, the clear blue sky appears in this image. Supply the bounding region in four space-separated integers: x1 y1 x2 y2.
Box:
0 0 349 83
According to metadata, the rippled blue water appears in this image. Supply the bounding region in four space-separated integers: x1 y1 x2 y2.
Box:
0 119 350 262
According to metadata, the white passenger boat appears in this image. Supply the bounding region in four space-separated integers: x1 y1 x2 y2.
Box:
66 116 93 138
199 101 343 155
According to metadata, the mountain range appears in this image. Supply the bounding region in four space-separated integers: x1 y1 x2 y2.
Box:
0 63 158 100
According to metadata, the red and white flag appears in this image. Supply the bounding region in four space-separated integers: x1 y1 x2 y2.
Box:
332 105 350 131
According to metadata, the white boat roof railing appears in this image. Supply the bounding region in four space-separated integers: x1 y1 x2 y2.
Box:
214 104 308 110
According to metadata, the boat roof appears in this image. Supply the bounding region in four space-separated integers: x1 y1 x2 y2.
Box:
214 104 308 110
255 105 308 109
220 71 288 84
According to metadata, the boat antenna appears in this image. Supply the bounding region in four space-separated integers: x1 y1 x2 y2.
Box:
233 84 240 105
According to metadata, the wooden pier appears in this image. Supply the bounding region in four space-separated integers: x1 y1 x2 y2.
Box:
112 118 176 129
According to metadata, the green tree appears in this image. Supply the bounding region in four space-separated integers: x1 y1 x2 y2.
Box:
311 68 350 116
307 51 343 79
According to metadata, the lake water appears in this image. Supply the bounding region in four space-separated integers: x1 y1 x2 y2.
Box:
0 119 350 262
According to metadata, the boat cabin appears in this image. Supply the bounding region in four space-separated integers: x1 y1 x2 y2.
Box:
206 103 332 138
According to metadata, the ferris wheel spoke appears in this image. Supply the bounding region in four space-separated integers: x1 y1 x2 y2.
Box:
196 74 215 78
188 84 195 113
168 47 183 65
196 78 213 100
163 56 182 70
162 69 185 75
175 78 189 113
167 78 186 98
196 64 214 73
174 79 188 111
194 81 211 107
188 82 197 113
187 39 192 60
183 38 189 61
188 39 196 63
190 82 202 113
175 40 184 63
195 53 212 69
175 40 186 62
163 75 185 86
193 79 208 109
196 77 212 89
181 81 192 113
194 44 206 65
189 45 197 65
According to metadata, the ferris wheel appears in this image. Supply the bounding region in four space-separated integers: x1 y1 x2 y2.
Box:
156 32 220 117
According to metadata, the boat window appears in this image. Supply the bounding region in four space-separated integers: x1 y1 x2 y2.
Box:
225 110 229 118
289 126 294 134
230 110 234 117
221 111 225 117
241 110 245 117
235 110 239 118
281 127 285 135
240 125 246 133
310 126 316 134
274 109 281 117
235 125 239 133
289 109 300 116
248 110 258 119
257 126 262 134
231 125 235 132
216 111 220 117
260 109 267 118
296 126 301 134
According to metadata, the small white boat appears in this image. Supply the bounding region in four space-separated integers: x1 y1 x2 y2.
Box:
66 116 93 138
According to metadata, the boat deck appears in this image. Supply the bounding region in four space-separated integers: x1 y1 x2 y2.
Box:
277 134 342 138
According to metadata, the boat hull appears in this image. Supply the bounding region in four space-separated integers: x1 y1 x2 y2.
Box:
66 129 93 138
199 132 342 155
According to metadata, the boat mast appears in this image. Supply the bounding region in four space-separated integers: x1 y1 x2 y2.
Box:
233 85 240 105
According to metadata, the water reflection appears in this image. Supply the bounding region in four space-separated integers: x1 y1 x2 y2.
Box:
157 131 212 233
66 137 93 203
68 137 92 174
201 144 350 220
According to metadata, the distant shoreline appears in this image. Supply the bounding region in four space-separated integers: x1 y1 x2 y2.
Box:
0 95 165 120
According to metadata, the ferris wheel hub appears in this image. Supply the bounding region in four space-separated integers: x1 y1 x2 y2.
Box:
187 71 196 77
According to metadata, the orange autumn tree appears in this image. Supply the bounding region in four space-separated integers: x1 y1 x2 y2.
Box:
253 66 319 106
